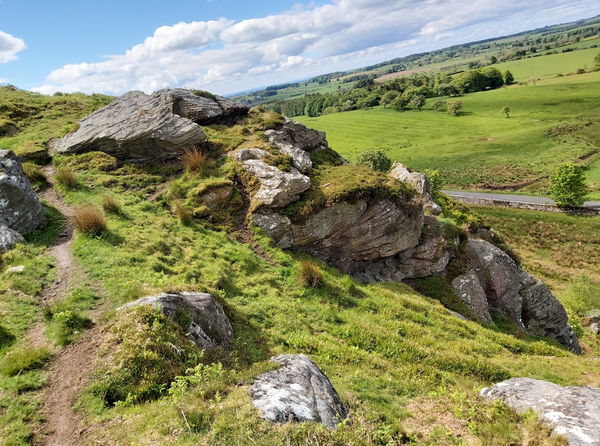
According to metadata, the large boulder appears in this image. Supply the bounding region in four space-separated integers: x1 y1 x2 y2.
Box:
389 162 441 215
155 89 248 125
0 150 46 234
455 239 580 352
118 292 233 349
252 197 424 274
481 378 600 446
250 354 348 429
54 91 206 161
232 148 311 208
0 225 25 253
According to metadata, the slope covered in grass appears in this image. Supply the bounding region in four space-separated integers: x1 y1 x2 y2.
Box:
297 71 600 197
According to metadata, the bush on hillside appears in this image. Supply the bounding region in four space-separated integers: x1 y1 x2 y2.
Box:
73 205 107 236
356 149 392 172
548 163 588 206
447 100 463 116
423 169 442 197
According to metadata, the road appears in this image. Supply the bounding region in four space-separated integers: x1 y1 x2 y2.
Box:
442 190 600 209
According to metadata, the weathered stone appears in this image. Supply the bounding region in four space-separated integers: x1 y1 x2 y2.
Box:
250 354 348 429
463 239 580 352
587 310 600 325
389 162 441 215
0 150 46 233
54 91 207 161
0 225 25 253
195 182 234 210
253 197 424 273
452 270 494 323
265 119 326 173
589 322 599 335
119 292 233 349
232 148 311 208
481 378 600 446
154 89 248 125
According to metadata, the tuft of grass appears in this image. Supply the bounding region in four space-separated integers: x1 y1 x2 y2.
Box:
101 194 122 215
21 162 47 190
173 199 193 225
73 205 107 236
0 346 51 376
182 149 212 175
299 261 323 288
54 166 78 190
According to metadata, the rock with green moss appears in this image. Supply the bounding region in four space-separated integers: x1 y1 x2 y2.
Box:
118 292 233 349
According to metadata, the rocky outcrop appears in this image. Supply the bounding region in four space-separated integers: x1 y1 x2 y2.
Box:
265 119 329 173
155 89 248 125
389 162 441 215
250 354 348 428
54 91 207 161
481 378 600 446
119 292 233 349
54 89 249 161
0 225 24 253
253 197 424 274
0 150 46 234
454 239 580 352
232 148 311 208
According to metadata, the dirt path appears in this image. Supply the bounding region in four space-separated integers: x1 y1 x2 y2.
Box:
33 165 98 446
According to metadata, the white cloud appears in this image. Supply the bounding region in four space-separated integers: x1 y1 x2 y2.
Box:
32 0 599 96
0 30 26 63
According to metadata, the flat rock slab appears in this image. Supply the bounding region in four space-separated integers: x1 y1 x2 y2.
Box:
481 378 600 445
250 354 348 429
0 150 46 234
119 291 233 349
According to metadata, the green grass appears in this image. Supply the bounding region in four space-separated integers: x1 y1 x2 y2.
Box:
297 71 600 196
41 152 598 445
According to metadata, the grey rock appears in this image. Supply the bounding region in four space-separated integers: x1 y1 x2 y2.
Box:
0 225 25 253
481 378 600 446
452 270 493 323
253 197 424 273
119 292 233 349
463 239 580 352
250 354 348 428
232 148 311 208
265 119 325 173
587 310 600 325
154 89 248 125
589 322 599 335
449 310 469 321
0 150 46 234
54 90 207 161
389 162 441 215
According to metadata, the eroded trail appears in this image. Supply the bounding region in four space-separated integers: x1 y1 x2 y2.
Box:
34 165 98 446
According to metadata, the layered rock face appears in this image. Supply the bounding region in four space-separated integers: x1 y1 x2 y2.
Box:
453 239 580 352
250 354 348 428
481 378 600 446
54 89 248 161
0 150 46 237
119 292 233 349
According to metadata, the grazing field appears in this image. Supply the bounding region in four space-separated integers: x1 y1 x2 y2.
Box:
297 70 600 198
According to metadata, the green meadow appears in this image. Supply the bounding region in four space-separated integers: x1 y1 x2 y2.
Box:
297 65 600 198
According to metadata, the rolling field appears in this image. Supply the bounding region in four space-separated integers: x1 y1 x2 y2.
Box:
297 67 600 198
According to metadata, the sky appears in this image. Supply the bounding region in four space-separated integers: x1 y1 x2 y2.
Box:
0 0 598 96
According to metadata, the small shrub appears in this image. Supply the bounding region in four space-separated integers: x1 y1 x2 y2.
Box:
299 261 322 288
182 149 212 174
576 68 586 74
548 163 588 206
431 100 445 110
54 167 78 189
173 199 192 225
48 310 93 346
73 205 107 236
447 100 463 116
356 149 392 172
22 162 47 189
567 311 584 338
0 346 51 376
423 169 442 197
101 194 122 214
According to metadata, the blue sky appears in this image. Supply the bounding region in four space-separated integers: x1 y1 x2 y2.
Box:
0 0 598 96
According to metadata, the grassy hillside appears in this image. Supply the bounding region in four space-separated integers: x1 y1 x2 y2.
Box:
297 70 600 198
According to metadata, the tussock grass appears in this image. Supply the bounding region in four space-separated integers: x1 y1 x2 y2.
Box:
173 199 192 225
101 194 122 215
299 261 322 288
0 346 51 376
54 166 78 189
73 205 107 235
182 149 212 174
